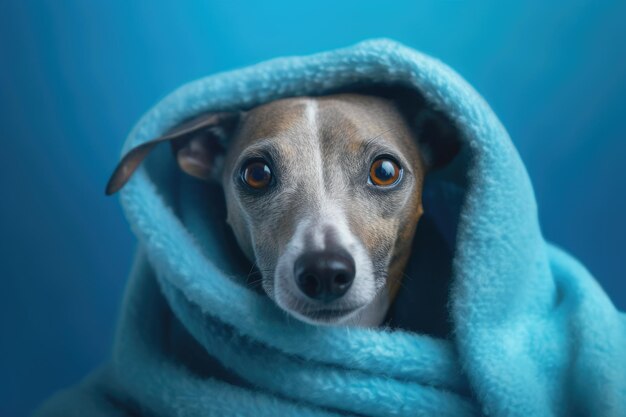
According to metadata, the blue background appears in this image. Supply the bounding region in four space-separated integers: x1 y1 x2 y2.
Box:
2 1 625 415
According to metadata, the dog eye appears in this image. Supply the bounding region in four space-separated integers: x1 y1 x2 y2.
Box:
242 160 272 189
369 157 401 187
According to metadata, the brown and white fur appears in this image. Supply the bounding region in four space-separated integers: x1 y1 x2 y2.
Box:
107 92 455 327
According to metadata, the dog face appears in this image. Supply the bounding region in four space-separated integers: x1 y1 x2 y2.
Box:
107 92 458 326
218 94 426 325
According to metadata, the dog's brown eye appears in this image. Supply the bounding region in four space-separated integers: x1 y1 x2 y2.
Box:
369 157 401 187
242 160 272 189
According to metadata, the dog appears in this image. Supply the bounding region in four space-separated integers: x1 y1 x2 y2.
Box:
106 91 457 327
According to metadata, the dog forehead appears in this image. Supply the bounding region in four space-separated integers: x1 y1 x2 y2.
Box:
238 97 312 141
317 95 409 152
234 94 411 152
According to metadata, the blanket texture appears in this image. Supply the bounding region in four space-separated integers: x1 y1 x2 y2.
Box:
35 39 626 417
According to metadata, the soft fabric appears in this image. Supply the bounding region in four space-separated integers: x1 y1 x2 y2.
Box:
35 39 626 417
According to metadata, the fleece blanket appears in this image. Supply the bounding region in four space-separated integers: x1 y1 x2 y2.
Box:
35 39 626 417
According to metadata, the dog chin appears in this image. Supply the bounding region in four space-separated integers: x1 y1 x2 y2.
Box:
285 305 365 326
276 281 390 327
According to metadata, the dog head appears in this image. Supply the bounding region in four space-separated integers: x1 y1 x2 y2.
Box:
107 92 458 326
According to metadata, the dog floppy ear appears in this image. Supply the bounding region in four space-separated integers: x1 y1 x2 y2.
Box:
105 112 240 195
414 108 460 170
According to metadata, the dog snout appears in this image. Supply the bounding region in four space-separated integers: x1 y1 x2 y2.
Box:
293 250 355 302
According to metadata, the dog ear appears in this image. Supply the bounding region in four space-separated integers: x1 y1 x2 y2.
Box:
105 112 240 195
414 108 460 171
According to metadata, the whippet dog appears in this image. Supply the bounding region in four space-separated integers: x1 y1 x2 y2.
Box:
107 91 457 327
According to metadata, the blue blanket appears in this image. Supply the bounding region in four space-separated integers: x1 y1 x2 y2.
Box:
35 39 626 417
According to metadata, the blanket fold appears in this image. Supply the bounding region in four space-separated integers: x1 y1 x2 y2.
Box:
35 39 626 417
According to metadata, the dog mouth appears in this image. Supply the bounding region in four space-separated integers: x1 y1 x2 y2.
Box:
274 287 367 324
297 306 360 321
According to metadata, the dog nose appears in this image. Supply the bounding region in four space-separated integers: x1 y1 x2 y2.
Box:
294 250 355 302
